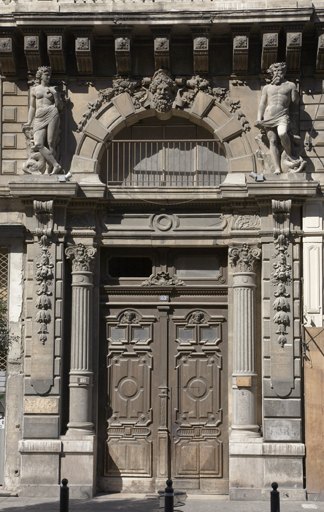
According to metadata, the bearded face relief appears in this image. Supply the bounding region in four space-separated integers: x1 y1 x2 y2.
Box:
148 69 177 113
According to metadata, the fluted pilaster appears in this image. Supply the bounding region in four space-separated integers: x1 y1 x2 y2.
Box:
65 244 96 435
229 244 261 439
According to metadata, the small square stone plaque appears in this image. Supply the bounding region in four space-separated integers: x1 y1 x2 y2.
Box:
236 376 252 387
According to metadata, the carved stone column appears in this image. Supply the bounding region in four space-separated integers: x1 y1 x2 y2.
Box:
229 243 261 438
65 243 96 435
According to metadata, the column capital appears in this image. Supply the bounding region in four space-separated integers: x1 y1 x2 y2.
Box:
229 243 261 273
65 243 96 272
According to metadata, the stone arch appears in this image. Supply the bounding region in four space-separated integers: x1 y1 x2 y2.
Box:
71 91 255 176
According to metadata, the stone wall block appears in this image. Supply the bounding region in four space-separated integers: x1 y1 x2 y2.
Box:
70 155 97 174
112 92 136 119
23 416 59 438
190 91 214 119
24 397 59 415
227 154 255 173
215 117 243 143
84 118 111 143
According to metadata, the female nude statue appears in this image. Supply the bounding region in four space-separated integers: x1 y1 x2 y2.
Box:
23 66 63 175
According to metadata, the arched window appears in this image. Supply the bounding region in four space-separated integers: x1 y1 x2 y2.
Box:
99 117 227 187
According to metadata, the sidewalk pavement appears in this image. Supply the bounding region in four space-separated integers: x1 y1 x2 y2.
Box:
0 493 324 512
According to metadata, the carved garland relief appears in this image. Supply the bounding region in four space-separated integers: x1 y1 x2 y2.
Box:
76 68 250 133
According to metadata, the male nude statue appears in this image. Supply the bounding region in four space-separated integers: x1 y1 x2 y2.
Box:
23 66 63 174
254 62 299 175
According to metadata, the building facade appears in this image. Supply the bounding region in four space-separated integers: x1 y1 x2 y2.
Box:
0 0 324 500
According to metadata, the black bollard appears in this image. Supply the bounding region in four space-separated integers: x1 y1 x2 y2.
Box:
271 482 280 512
60 478 69 512
165 479 174 512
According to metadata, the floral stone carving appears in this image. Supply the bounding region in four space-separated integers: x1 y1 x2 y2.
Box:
65 243 97 272
141 271 185 287
229 244 261 272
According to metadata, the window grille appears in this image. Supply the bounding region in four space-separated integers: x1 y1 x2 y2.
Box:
101 140 228 187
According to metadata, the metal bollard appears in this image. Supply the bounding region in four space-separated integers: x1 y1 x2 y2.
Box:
60 478 69 512
165 479 174 512
271 482 280 512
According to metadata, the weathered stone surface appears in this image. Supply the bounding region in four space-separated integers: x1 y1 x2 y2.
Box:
263 418 302 441
23 416 59 438
24 397 59 415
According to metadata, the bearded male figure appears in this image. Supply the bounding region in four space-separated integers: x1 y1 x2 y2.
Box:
254 62 305 174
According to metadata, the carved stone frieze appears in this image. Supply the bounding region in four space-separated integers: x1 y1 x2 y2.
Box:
141 271 185 287
229 243 261 272
232 214 261 230
77 69 250 133
65 243 97 272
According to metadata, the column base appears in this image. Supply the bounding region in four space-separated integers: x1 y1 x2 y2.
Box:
230 425 260 439
66 422 94 436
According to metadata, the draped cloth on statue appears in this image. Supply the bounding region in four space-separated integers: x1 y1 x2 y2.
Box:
33 105 58 133
258 108 289 129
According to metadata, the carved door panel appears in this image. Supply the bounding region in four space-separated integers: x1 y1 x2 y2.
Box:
170 309 228 492
105 309 155 478
104 305 228 492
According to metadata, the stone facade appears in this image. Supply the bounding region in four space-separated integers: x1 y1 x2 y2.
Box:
0 0 323 501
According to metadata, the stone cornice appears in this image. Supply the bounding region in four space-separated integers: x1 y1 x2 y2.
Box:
0 8 314 24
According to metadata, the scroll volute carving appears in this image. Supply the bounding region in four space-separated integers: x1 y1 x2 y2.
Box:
229 243 261 272
65 243 96 272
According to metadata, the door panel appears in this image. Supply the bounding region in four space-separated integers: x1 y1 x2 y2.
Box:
170 310 227 491
105 309 154 478
103 304 228 492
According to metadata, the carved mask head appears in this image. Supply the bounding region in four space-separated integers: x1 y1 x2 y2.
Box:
149 70 177 113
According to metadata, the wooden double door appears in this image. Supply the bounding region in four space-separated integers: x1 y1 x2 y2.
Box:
102 302 228 493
